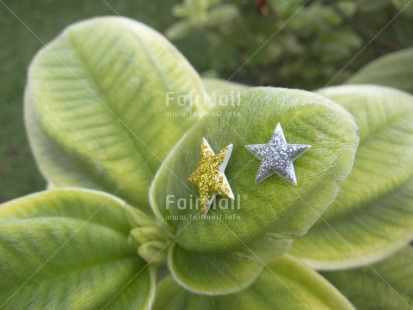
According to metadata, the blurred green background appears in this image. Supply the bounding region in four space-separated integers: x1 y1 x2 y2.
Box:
1 0 412 202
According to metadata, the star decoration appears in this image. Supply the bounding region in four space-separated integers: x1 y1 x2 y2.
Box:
188 138 234 218
246 123 311 185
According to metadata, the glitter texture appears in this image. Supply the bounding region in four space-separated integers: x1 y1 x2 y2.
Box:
246 123 311 185
188 138 234 217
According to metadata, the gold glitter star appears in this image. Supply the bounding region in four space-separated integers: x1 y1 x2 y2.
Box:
188 138 234 218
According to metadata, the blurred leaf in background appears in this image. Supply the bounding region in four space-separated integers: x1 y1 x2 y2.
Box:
167 0 413 88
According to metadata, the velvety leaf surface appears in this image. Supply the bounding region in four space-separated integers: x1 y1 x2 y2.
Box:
25 17 209 214
290 85 413 269
154 255 354 310
346 48 413 94
202 78 248 99
323 246 413 309
0 189 155 309
150 87 359 293
201 77 247 124
168 241 264 295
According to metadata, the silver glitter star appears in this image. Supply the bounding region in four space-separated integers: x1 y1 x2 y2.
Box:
246 123 311 185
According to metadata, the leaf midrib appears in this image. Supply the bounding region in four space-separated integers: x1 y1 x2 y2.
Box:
67 27 156 178
311 175 413 231
319 106 413 223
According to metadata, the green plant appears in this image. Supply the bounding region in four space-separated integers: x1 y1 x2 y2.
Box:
1 16 413 309
167 0 413 88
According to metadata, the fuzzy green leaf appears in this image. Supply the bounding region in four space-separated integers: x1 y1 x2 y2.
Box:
202 78 248 97
154 255 354 310
0 189 155 309
323 246 413 309
346 48 413 94
167 241 264 294
290 85 413 269
201 78 248 112
150 87 359 293
25 17 209 214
